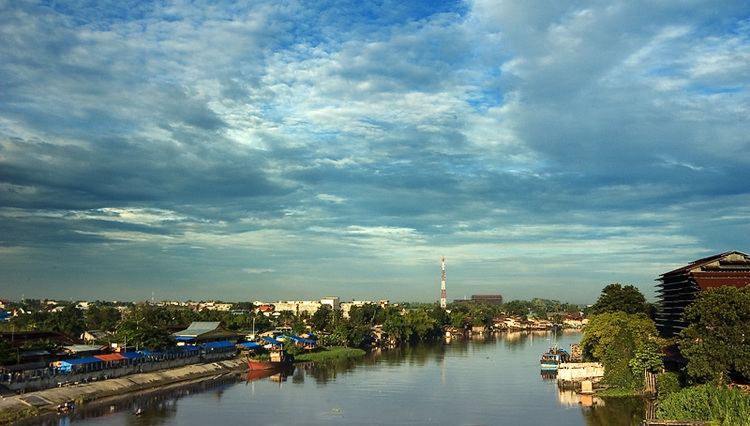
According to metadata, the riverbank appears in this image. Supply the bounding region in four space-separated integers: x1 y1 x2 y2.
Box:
0 358 246 425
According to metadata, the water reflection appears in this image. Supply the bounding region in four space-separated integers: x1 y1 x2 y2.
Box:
245 365 295 383
22 374 241 426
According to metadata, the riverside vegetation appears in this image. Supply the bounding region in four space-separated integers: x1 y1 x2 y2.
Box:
580 284 750 425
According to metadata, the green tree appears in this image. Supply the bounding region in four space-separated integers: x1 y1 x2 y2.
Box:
679 286 750 384
589 283 648 315
85 304 122 332
310 305 335 332
404 309 441 341
45 305 85 338
581 311 663 391
502 300 533 317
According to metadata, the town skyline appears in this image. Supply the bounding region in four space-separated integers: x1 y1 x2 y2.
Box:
1 1 749 303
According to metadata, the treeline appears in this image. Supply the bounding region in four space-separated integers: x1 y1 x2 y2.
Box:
1 296 583 363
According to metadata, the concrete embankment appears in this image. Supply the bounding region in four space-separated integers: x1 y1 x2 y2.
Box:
0 358 246 425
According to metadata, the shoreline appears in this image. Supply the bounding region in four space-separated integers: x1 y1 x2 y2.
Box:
0 358 247 425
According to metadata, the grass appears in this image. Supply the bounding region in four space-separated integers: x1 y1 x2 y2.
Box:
657 384 750 425
595 387 642 398
294 346 366 362
0 406 39 425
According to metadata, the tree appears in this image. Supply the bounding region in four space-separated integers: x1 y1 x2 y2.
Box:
502 300 533 317
589 283 648 315
581 311 663 391
310 305 334 332
45 305 85 338
85 304 122 332
679 286 750 384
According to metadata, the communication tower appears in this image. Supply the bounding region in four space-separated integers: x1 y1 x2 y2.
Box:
440 257 447 309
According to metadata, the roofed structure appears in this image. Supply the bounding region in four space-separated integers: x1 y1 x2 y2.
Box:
172 321 239 343
656 251 750 337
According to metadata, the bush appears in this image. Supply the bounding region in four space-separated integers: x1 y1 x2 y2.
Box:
656 372 682 401
656 384 750 425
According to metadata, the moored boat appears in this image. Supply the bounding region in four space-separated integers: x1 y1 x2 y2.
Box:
246 349 293 370
540 346 570 371
243 336 294 370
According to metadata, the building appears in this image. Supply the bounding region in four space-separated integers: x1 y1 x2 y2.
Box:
80 330 112 343
470 294 504 305
320 296 340 311
272 300 322 315
656 251 750 337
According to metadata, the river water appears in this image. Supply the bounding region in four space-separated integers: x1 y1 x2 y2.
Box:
44 331 644 426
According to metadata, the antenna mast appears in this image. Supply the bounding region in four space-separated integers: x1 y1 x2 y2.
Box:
440 256 447 309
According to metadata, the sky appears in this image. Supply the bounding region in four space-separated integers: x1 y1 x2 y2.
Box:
1 0 749 304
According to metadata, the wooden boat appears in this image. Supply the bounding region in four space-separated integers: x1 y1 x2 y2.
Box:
540 346 570 371
246 349 293 371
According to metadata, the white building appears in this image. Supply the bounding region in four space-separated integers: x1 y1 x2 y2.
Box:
320 296 340 311
273 300 322 315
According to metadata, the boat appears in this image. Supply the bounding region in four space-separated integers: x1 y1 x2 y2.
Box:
540 345 570 371
246 348 293 370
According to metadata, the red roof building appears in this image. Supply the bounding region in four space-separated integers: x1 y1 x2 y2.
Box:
656 251 750 337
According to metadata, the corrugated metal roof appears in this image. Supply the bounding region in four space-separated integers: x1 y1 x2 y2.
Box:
262 336 283 346
60 357 104 366
95 353 125 362
173 321 222 337
202 340 235 350
63 344 105 353
120 352 143 359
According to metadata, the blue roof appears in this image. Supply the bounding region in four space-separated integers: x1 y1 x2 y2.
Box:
175 336 195 341
60 357 104 366
239 342 261 349
262 336 283 346
120 352 143 359
177 345 199 352
286 335 312 345
202 340 235 350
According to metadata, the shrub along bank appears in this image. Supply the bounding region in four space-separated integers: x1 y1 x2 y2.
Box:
294 346 366 362
656 384 750 426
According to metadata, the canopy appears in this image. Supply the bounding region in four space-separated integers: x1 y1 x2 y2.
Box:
120 352 143 359
58 357 104 372
60 357 104 366
262 336 283 346
239 342 261 349
94 353 125 362
202 340 235 350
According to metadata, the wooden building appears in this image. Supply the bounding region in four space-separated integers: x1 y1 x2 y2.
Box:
656 251 750 337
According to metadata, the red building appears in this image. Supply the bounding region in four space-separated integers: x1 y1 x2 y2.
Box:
656 251 750 337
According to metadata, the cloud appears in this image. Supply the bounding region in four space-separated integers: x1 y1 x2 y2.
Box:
0 1 748 302
242 268 275 274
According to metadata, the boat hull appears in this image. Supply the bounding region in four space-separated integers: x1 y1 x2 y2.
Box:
247 359 291 370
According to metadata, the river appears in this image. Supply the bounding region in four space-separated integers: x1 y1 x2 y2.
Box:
39 331 644 426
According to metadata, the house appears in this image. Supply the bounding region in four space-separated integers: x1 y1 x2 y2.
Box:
172 321 239 344
562 315 587 329
656 251 750 337
80 330 111 343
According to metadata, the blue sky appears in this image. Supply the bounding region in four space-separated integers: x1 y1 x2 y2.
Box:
1 0 749 303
